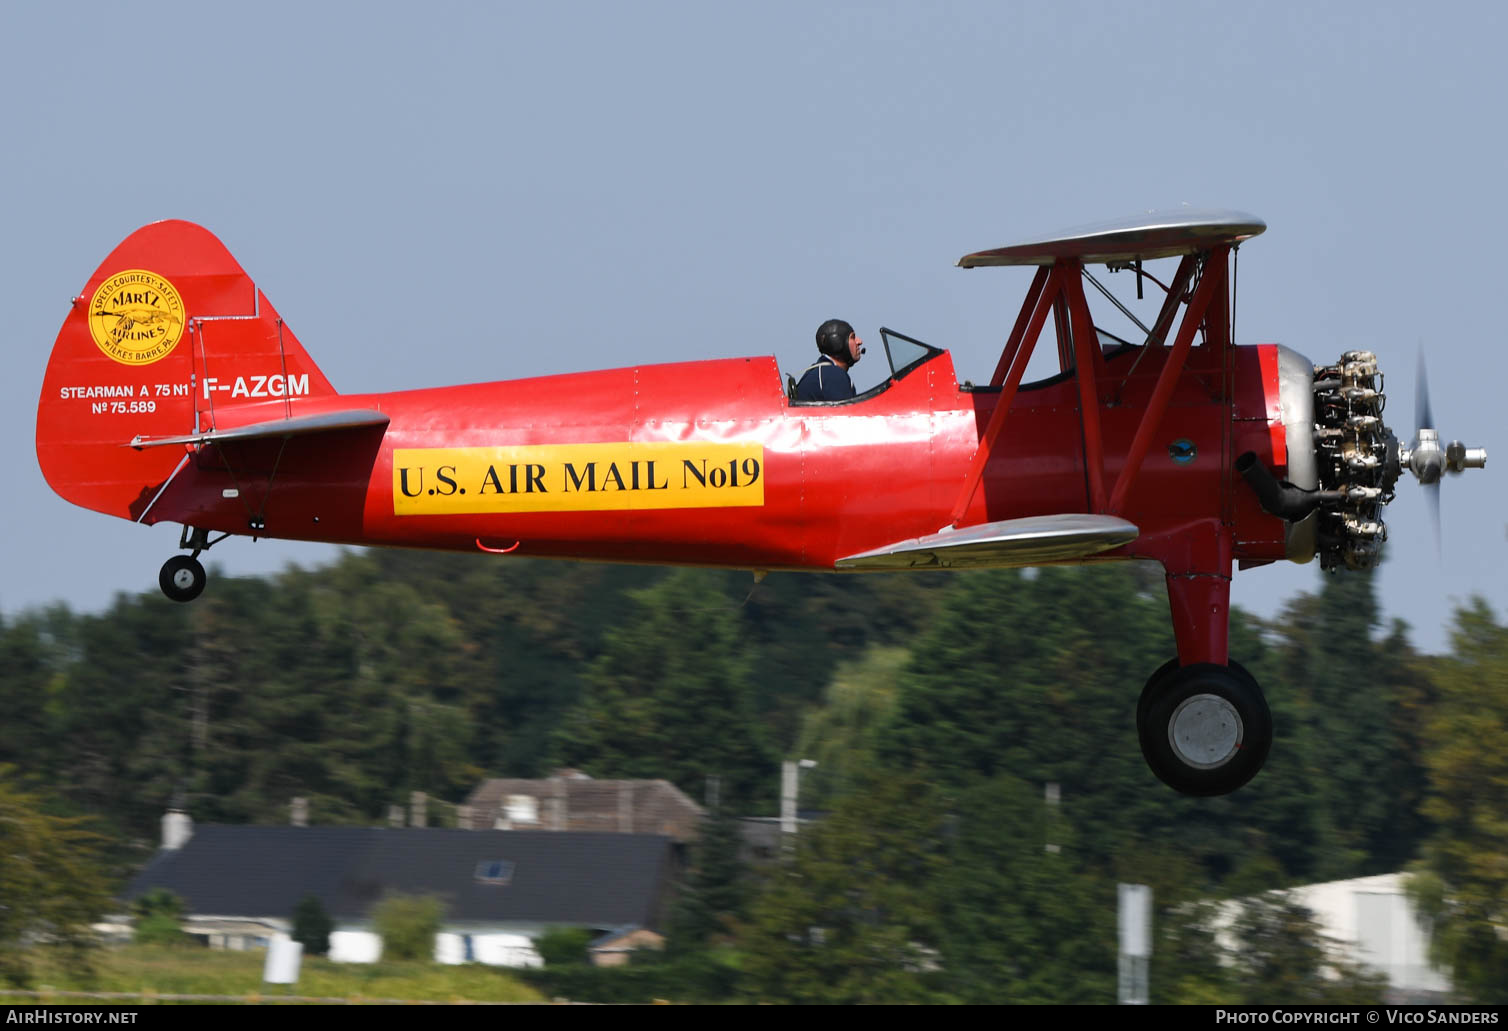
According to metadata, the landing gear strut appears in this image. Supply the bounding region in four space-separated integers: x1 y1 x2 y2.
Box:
1131 522 1273 795
1137 660 1272 796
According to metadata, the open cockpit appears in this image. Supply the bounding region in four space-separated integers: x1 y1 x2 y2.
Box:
787 323 1143 406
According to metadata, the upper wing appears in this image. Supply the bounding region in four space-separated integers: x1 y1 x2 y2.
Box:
957 209 1265 267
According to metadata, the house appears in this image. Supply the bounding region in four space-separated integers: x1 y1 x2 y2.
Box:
123 817 678 967
1278 873 1451 1001
1210 872 1452 1002
461 772 704 843
588 926 667 967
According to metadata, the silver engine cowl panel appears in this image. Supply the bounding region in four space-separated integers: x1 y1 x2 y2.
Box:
1274 344 1319 563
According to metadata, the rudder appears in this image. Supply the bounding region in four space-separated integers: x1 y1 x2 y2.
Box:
36 220 336 521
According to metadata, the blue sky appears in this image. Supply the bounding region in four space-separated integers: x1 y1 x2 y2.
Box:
4 1 1502 652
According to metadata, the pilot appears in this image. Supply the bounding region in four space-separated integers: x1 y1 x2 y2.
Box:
794 318 864 402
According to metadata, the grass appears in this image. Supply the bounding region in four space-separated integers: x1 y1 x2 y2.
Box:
1 944 548 1004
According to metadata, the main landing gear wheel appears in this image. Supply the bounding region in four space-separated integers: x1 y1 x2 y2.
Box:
159 555 207 603
1137 661 1271 796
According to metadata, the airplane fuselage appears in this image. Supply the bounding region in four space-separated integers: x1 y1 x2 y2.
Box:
128 344 1293 574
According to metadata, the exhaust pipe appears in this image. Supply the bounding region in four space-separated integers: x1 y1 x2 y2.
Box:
1236 451 1342 522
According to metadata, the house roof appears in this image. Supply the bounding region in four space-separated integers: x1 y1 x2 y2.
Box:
589 925 664 951
462 777 704 842
124 827 674 929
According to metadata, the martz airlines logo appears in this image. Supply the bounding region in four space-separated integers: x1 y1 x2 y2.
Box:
88 269 185 366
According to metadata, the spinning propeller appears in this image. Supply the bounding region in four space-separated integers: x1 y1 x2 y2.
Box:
1398 350 1487 551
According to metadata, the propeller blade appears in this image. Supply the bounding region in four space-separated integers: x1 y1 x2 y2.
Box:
1417 348 1441 557
1426 480 1441 559
1416 348 1433 431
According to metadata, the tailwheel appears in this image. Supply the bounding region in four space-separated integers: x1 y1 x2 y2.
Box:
159 555 207 603
1137 661 1271 796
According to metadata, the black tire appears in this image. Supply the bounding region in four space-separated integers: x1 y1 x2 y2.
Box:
1138 662 1272 796
160 555 206 603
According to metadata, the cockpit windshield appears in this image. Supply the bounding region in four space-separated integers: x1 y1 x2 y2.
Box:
1097 326 1135 352
879 328 945 380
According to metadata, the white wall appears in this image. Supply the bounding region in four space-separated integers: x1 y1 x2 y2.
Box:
435 931 543 967
1285 874 1450 994
329 929 382 963
328 924 544 967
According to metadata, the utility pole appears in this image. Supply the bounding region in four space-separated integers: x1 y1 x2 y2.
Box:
781 759 816 839
1118 883 1152 1004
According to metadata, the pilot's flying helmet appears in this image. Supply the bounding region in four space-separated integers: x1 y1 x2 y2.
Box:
816 318 855 359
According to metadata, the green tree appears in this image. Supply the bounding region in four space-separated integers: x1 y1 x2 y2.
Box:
552 570 774 808
789 646 907 809
1408 599 1508 1002
0 771 112 985
47 595 192 837
291 894 333 957
1266 570 1429 880
931 775 1117 1003
1155 897 1236 1004
667 807 749 953
372 893 445 962
366 550 662 777
172 565 482 827
534 927 593 966
132 888 189 946
290 570 478 814
0 615 56 776
726 568 950 748
1373 620 1439 867
881 566 1166 788
741 770 947 1003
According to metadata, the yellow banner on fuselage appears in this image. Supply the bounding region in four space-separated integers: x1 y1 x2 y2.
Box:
392 442 765 515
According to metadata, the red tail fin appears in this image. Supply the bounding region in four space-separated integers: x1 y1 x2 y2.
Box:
36 220 336 521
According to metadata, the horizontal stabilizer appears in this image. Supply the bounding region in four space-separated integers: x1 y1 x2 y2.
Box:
128 409 390 450
835 514 1139 571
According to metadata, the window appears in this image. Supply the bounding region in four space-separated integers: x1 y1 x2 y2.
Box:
475 859 515 885
504 794 539 824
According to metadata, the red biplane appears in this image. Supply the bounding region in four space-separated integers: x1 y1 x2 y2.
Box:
36 212 1486 795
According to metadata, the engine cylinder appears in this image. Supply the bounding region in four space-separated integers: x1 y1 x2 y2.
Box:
1311 350 1398 569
